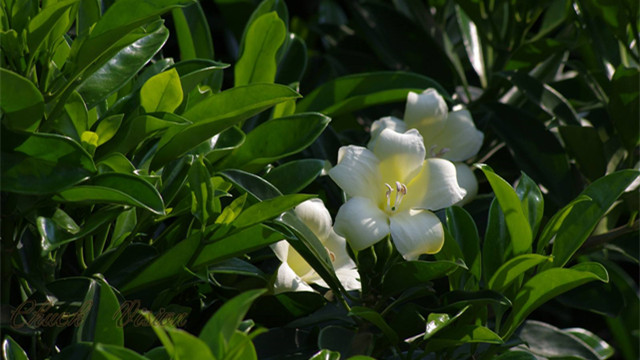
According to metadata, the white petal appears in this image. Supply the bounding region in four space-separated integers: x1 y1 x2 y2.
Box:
429 109 484 161
333 197 390 251
271 240 290 263
404 158 466 210
329 146 383 203
273 262 315 294
334 267 361 291
313 230 361 290
390 209 444 260
368 116 407 149
271 241 315 281
404 89 448 134
370 128 426 185
294 199 332 241
453 163 479 206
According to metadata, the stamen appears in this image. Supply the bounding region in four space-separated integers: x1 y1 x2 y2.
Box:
385 183 393 210
391 181 408 211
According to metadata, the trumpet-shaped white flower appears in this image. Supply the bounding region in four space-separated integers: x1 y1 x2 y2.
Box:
329 128 466 260
272 199 360 294
370 89 484 204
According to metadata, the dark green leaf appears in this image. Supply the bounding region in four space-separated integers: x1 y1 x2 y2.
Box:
275 34 307 84
26 0 77 55
425 325 502 352
446 206 481 283
171 2 214 61
0 68 43 131
564 327 615 359
151 84 300 168
517 321 602 360
536 195 591 254
221 169 283 201
1 131 95 194
483 197 510 280
98 114 183 156
75 277 124 346
349 307 399 344
296 72 448 117
219 113 330 172
516 173 544 238
264 159 325 194
506 39 568 71
232 194 315 229
2 336 29 360
559 126 607 181
202 126 246 164
188 156 215 225
608 66 640 150
54 173 165 215
77 23 169 108
456 6 486 87
488 254 551 291
495 351 538 360
382 260 463 296
235 12 286 86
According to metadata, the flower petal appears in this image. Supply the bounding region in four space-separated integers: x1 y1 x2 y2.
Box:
329 146 383 203
334 197 390 251
454 163 479 206
368 116 407 149
369 128 426 185
428 109 484 161
404 89 448 134
405 158 466 210
271 240 315 281
294 198 333 241
390 209 444 260
273 262 315 294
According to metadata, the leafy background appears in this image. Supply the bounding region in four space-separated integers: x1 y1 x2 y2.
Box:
0 0 638 359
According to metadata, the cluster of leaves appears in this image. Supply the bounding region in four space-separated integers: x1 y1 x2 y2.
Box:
1 0 638 360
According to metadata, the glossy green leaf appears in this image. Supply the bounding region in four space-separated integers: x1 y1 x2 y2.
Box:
478 164 532 255
175 59 229 95
382 260 463 296
77 23 170 108
423 306 469 340
2 336 29 360
516 173 544 238
193 225 282 268
219 113 330 172
235 11 286 86
446 206 481 283
93 343 150 360
97 153 136 174
39 207 121 253
296 72 448 117
559 126 607 181
0 68 43 131
349 307 399 344
275 33 307 84
517 321 602 360
483 197 510 281
551 170 639 267
536 195 591 254
171 2 214 61
141 68 184 113
309 349 341 360
426 325 503 352
438 290 511 310
502 263 609 338
608 66 640 150
221 169 282 201
26 0 77 55
151 83 300 168
495 351 538 360
52 91 88 141
54 173 165 215
99 114 184 156
76 0 100 38
95 114 123 146
1 131 95 194
197 126 246 164
166 328 215 360
264 159 325 194
199 289 265 359
237 0 289 56
506 39 567 71
75 277 124 346
188 156 215 225
456 6 486 87
488 103 574 205
232 194 315 230
565 327 615 359
488 254 551 291
498 71 580 126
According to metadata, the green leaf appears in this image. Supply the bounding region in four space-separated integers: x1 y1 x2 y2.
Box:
349 307 399 344
517 321 603 360
559 126 607 181
494 351 538 360
93 343 150 360
77 23 170 109
488 254 551 292
174 59 229 95
506 39 568 71
221 169 282 201
2 336 29 360
608 66 640 150
264 159 325 194
0 68 43 131
95 114 124 146
488 103 574 205
309 349 341 360
275 33 307 84
171 2 214 61
26 0 78 55
478 164 533 255
425 325 503 352
482 198 510 281
193 225 282 268
74 277 124 346
551 170 639 267
502 263 609 338
232 194 315 230
516 173 544 238
1 131 95 194
151 83 300 168
456 6 486 87
498 71 580 126
199 289 265 359
167 328 215 360
141 68 184 113
423 306 469 340
536 195 591 254
235 11 286 86
296 72 448 117
54 173 165 215
53 91 88 141
382 260 464 296
201 126 246 164
564 327 615 359
188 156 215 225
98 114 183 156
446 206 481 283
219 113 330 172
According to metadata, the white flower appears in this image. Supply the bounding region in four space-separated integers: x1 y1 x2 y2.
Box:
369 89 484 205
329 128 466 260
272 199 360 294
